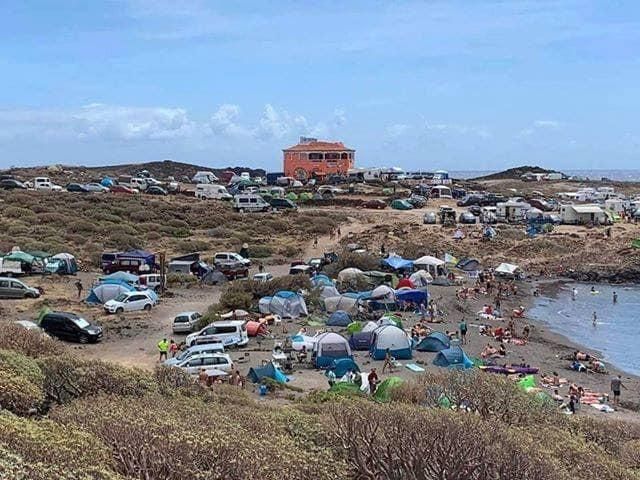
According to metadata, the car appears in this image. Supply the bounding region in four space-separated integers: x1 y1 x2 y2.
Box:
172 311 203 334
390 199 413 210
164 343 225 366
40 312 103 344
84 183 109 193
407 195 427 208
186 320 249 348
423 212 437 224
289 264 312 275
362 199 387 210
171 352 234 375
528 198 554 212
145 178 164 186
457 195 484 207
252 272 274 282
214 252 251 267
0 179 28 190
459 212 477 224
146 186 168 195
104 290 155 314
269 198 297 210
110 184 137 194
0 277 40 299
66 183 90 193
468 205 482 216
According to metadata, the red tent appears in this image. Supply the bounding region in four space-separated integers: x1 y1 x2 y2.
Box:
397 278 415 289
246 321 268 337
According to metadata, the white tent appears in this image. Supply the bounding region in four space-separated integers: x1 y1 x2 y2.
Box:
495 263 523 279
337 268 365 283
414 255 444 267
361 321 380 333
313 332 352 368
409 269 433 287
259 291 308 318
369 285 396 303
370 325 413 360
324 295 359 314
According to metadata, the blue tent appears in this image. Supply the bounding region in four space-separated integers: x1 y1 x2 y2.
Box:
327 310 351 327
101 177 115 187
326 358 360 378
312 274 334 287
86 280 136 304
349 331 374 350
100 271 139 284
382 256 414 270
247 363 289 384
395 289 428 305
433 344 474 369
416 332 450 352
370 325 413 360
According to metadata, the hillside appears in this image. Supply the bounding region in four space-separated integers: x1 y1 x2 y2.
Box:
471 165 559 181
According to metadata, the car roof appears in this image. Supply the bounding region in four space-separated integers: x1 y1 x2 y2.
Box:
204 320 245 327
44 311 80 318
187 352 230 359
175 311 199 317
185 343 224 351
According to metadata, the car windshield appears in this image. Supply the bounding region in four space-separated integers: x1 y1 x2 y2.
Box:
114 293 128 302
72 317 91 329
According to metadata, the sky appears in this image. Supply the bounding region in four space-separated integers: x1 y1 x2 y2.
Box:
1 0 640 172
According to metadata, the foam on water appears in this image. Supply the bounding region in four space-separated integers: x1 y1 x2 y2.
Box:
529 283 640 375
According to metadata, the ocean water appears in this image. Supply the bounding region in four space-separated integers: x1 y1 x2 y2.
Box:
449 169 640 182
528 283 640 375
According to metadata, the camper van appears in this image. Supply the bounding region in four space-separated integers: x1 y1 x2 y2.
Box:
185 320 249 348
191 171 218 184
233 194 271 213
0 258 23 276
195 184 232 200
129 178 148 191
33 177 61 191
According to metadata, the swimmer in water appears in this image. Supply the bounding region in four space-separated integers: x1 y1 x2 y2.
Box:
613 291 618 304
572 288 577 301
592 311 597 326
591 286 596 293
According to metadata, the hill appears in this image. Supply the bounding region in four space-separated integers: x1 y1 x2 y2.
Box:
471 165 560 181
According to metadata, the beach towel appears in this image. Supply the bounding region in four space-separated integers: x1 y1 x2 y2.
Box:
406 363 425 372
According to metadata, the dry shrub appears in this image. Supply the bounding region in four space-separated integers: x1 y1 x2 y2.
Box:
0 349 44 386
0 323 61 358
620 440 640 469
323 250 380 278
566 416 640 455
213 275 312 313
0 369 43 415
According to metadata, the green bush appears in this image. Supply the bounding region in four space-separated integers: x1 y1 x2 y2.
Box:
0 370 43 415
0 350 44 386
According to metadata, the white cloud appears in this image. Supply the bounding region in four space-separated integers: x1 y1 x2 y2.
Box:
424 121 491 139
518 119 563 138
385 123 411 139
206 104 250 137
533 120 561 128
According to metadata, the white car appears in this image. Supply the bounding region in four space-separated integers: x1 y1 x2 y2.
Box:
252 272 273 282
186 320 249 348
214 252 251 267
84 183 109 193
172 352 234 375
104 291 155 314
172 311 202 334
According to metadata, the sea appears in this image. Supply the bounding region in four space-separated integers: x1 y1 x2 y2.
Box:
449 169 640 182
528 283 640 375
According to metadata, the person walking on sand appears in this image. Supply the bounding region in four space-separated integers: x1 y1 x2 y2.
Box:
75 279 83 299
613 291 618 304
611 375 626 406
368 368 379 395
157 338 169 361
459 318 468 345
313 235 318 248
592 311 598 327
169 339 178 358
572 287 577 301
383 348 394 373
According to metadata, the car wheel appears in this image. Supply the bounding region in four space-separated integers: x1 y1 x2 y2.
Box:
143 304 152 311
79 334 89 344
116 307 124 314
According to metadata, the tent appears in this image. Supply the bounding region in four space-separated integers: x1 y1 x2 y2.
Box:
369 285 396 302
337 268 365 283
349 331 374 350
101 177 114 187
361 321 379 333
201 269 227 285
291 334 317 351
327 310 352 327
45 253 78 275
370 325 413 360
324 295 359 314
396 277 415 289
409 269 433 287
311 274 334 287
456 258 481 272
373 376 404 402
377 314 403 329
433 342 473 369
247 362 289 384
346 321 362 334
395 289 428 305
416 332 450 352
86 280 135 304
326 358 360 377
100 271 139 284
313 332 352 368
259 291 308 318
246 321 268 337
318 285 340 300
363 271 393 287
495 262 523 279
383 255 414 271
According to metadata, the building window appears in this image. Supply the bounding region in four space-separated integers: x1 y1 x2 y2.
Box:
309 152 323 160
299 152 308 160
325 152 340 160
341 152 348 159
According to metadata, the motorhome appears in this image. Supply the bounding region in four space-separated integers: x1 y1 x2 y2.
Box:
496 200 531 223
430 185 452 199
191 171 218 184
559 204 608 225
195 184 232 200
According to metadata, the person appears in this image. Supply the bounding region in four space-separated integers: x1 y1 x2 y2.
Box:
591 286 596 293
522 324 531 340
481 344 498 359
258 263 264 274
337 227 341 236
368 368 379 395
551 389 564 402
169 339 178 358
498 343 507 356
313 235 318 247
551 371 560 386
611 375 626 405
327 369 336 387
75 279 83 299
198 368 208 387
592 311 597 327
380 243 386 256
572 287 578 301
459 319 468 345
383 348 394 373
613 291 618 304
157 338 169 361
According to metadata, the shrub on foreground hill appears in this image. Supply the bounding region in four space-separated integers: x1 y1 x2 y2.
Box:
0 323 61 358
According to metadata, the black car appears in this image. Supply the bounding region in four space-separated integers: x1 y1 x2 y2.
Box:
0 179 27 190
40 312 103 344
146 186 168 195
66 183 90 193
270 198 297 210
457 195 483 207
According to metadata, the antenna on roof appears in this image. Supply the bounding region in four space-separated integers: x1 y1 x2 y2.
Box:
299 136 317 144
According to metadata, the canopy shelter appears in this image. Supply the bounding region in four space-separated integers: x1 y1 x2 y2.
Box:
413 255 446 278
382 255 414 271
495 262 523 279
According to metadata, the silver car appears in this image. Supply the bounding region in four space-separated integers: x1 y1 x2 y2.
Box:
164 343 225 366
172 311 202 333
172 352 234 375
0 277 40 299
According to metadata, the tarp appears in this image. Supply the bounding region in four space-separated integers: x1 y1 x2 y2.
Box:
119 249 156 265
395 289 428 305
327 310 352 327
383 255 414 270
414 255 445 267
373 376 404 402
4 251 35 264
370 325 413 360
247 362 289 384
416 332 450 352
495 262 520 275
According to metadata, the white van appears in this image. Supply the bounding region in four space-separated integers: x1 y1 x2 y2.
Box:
240 172 251 181
192 171 218 184
33 177 62 191
185 320 249 348
195 184 232 200
233 194 270 213
130 178 148 191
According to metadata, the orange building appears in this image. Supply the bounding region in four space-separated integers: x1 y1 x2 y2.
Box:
283 137 355 180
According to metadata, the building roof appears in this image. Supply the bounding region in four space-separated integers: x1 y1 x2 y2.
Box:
283 140 354 152
571 205 604 214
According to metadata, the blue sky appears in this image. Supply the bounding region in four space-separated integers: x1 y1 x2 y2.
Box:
1 0 640 172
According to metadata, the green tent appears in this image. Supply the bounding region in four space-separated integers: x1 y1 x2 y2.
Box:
346 321 362 334
4 251 36 264
329 382 363 397
27 251 51 259
373 376 403 403
380 314 403 330
286 192 299 201
632 239 640 249
517 375 536 391
299 192 313 202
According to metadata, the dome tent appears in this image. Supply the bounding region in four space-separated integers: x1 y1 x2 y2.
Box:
370 325 413 360
324 295 359 314
369 285 396 303
86 280 136 304
337 268 365 283
312 332 352 368
326 357 360 378
259 291 308 319
349 331 374 350
409 269 433 287
326 310 352 327
433 340 473 369
416 331 450 352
